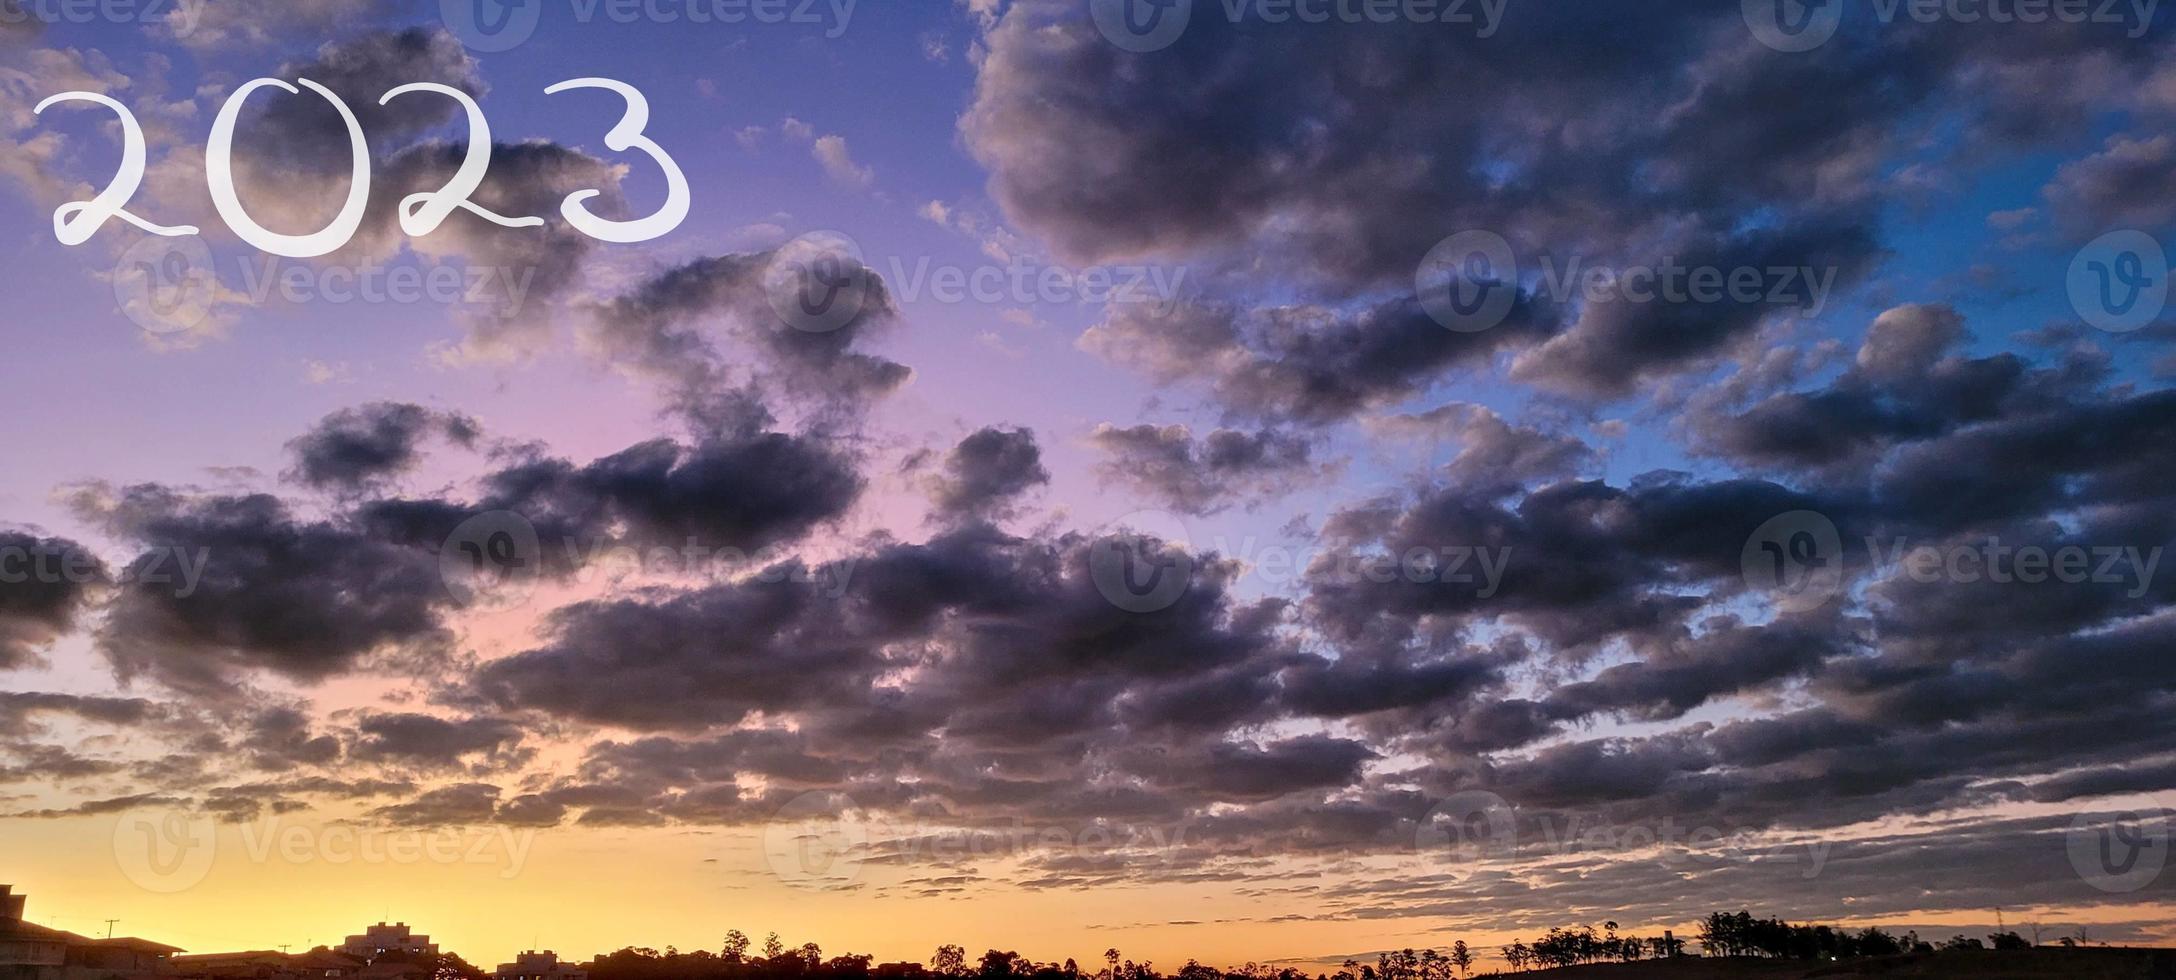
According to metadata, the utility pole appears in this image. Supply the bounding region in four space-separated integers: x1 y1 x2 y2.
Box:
103 920 118 940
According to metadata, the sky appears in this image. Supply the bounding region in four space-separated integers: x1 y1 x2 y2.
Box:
1 0 2175 971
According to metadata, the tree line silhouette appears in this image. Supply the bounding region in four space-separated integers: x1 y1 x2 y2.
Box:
567 913 2093 980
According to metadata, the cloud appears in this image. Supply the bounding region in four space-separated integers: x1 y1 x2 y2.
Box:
812 134 874 189
285 402 480 493
926 427 1049 522
1089 424 1321 515
1080 297 1554 426
585 247 907 426
83 487 454 696
0 532 105 670
2041 133 2176 240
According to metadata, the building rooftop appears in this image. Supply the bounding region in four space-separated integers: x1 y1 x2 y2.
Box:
0 885 184 953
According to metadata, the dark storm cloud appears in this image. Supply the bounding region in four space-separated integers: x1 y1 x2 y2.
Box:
84 486 453 695
1081 296 1556 426
1303 473 1836 656
2041 133 2176 240
286 402 480 493
971 0 2174 407
68 397 860 698
471 521 1284 737
0 692 155 736
489 433 863 552
585 249 907 423
1369 404 1597 494
359 426 864 560
377 139 629 349
1120 736 1377 802
0 531 104 669
928 427 1050 522
350 712 524 767
237 706 343 771
1539 613 1855 723
470 568 894 732
464 522 1305 827
368 781 504 826
1506 220 1882 398
256 27 483 159
1089 424 1320 515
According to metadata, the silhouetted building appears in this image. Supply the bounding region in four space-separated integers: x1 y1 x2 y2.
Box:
0 886 183 980
335 929 434 965
172 949 362 980
491 951 585 980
